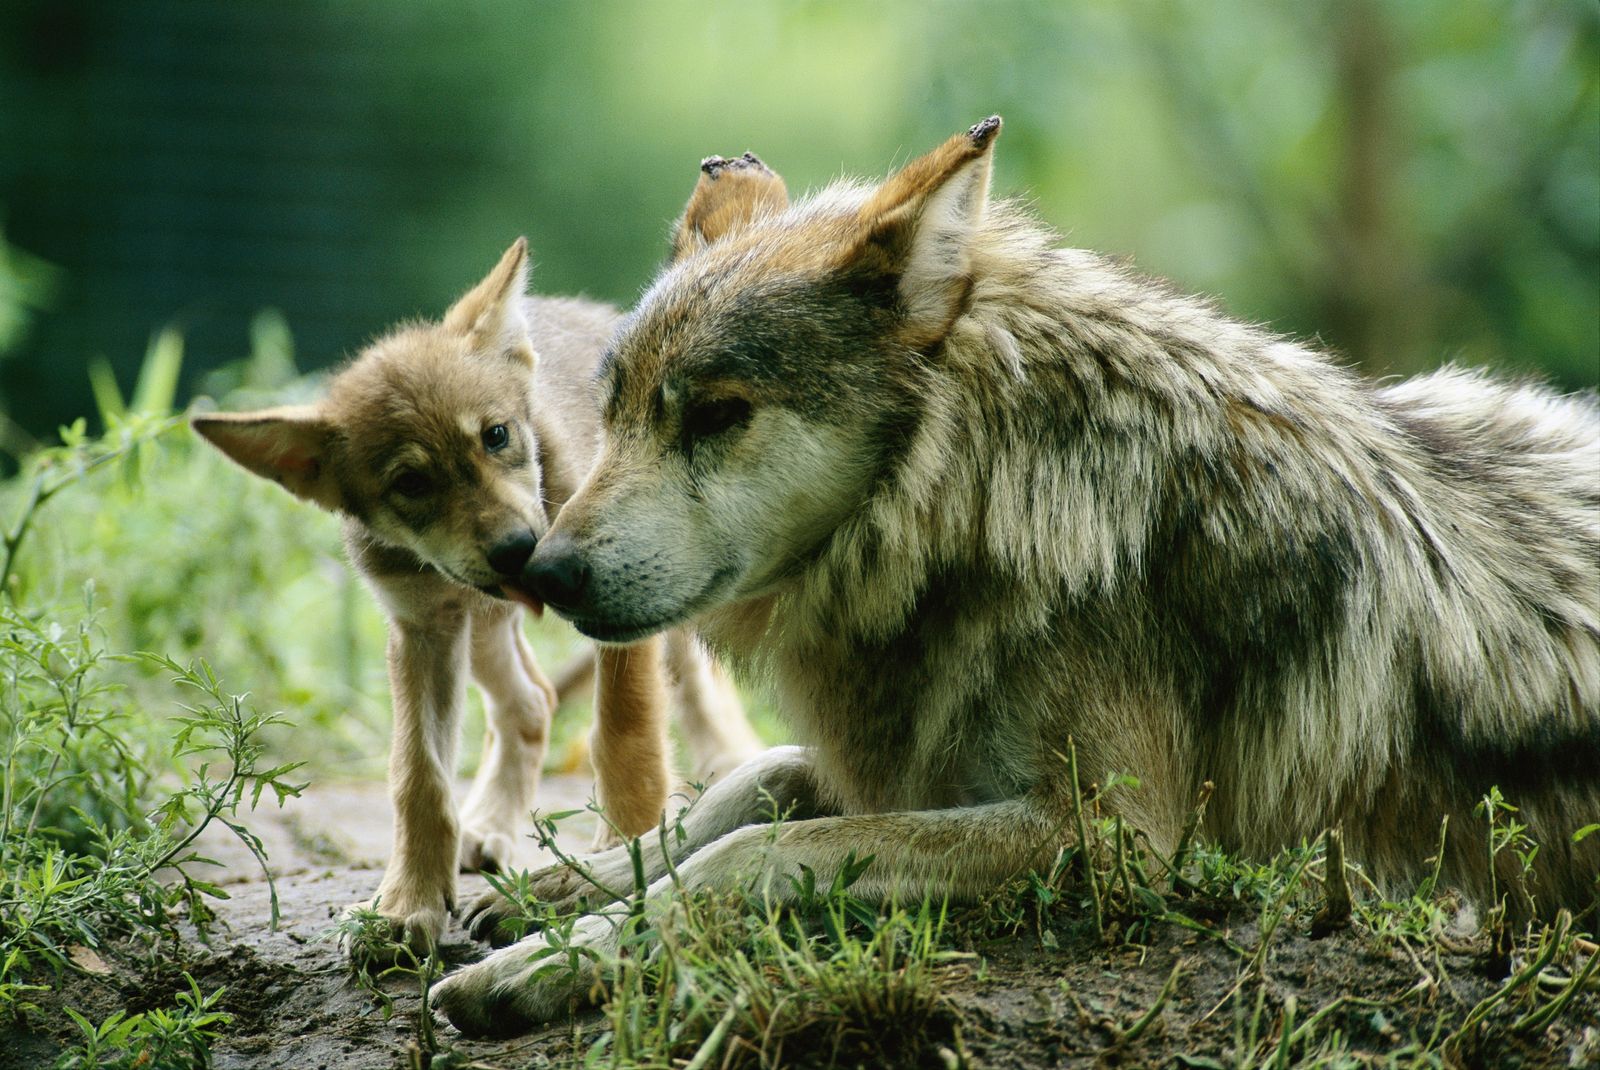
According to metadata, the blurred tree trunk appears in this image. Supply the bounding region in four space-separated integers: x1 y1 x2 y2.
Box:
1322 0 1431 375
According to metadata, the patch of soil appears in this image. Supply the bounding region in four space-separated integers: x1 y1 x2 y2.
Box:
0 777 606 1070
945 905 1598 1070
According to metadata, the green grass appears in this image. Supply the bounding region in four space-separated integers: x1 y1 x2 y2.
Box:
55 973 231 1070
0 340 343 1061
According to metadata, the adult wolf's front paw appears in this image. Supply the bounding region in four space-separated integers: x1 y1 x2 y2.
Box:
433 921 608 1036
459 856 609 945
340 891 449 964
459 887 527 947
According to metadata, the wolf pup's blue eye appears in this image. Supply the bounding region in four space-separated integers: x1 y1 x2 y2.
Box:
482 424 510 453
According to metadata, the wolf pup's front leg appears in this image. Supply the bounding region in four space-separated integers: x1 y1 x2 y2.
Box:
345 598 471 957
457 602 555 873
586 639 673 849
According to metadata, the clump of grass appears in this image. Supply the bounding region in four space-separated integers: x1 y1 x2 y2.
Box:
612 888 967 1068
468 807 971 1069
1475 784 1542 975
326 905 446 1068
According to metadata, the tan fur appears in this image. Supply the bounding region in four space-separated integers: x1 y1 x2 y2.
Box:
193 242 759 955
436 121 1599 1034
672 152 789 262
545 638 761 784
589 642 672 838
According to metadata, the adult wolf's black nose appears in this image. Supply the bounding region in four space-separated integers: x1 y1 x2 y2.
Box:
522 533 590 612
487 530 539 576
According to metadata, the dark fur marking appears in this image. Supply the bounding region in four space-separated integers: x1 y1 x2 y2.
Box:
1152 489 1360 729
1412 673 1600 794
967 115 1002 147
335 472 367 523
806 560 1024 810
669 277 903 424
1385 406 1486 486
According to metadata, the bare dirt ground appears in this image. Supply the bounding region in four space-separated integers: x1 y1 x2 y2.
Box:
3 777 1596 1069
1 776 609 1070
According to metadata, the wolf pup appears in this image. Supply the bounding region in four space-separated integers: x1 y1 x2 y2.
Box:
434 120 1598 1033
192 239 760 953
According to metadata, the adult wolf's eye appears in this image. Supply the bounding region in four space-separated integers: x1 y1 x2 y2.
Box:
682 397 752 443
482 424 510 453
391 469 431 498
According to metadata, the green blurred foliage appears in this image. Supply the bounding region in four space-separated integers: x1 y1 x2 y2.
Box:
0 0 1593 445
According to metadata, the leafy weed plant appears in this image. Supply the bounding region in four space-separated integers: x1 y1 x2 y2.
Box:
1 348 304 1069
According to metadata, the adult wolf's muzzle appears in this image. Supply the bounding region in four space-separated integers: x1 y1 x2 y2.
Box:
519 532 590 617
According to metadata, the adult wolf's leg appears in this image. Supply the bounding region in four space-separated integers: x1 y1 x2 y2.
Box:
438 790 1065 1034
458 603 556 873
664 627 762 781
345 605 471 956
460 744 824 943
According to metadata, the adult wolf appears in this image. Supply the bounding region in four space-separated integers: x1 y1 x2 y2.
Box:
436 120 1598 1033
193 240 759 955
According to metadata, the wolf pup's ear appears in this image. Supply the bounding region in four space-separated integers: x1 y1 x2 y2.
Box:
850 115 1002 348
671 152 788 262
443 237 535 367
191 407 342 511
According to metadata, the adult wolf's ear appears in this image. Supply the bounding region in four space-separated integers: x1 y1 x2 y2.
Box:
851 115 1002 347
191 407 342 511
671 152 789 262
443 237 535 368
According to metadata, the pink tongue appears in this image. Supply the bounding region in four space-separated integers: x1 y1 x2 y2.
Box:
501 585 544 617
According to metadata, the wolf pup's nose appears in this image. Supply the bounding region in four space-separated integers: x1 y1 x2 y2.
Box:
522 533 590 612
487 530 539 576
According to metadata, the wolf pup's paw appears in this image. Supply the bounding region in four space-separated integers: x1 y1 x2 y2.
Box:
458 823 516 875
434 917 612 1036
588 824 624 852
339 894 448 964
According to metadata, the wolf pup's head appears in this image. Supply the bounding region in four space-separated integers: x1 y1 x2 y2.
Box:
523 119 1001 642
193 239 551 600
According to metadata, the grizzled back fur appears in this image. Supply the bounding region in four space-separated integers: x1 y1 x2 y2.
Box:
541 119 1599 918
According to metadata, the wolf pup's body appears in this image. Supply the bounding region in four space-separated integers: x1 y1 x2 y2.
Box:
435 121 1599 1033
193 242 759 952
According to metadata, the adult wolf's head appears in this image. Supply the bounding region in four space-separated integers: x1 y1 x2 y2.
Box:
525 119 1002 642
193 239 553 599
